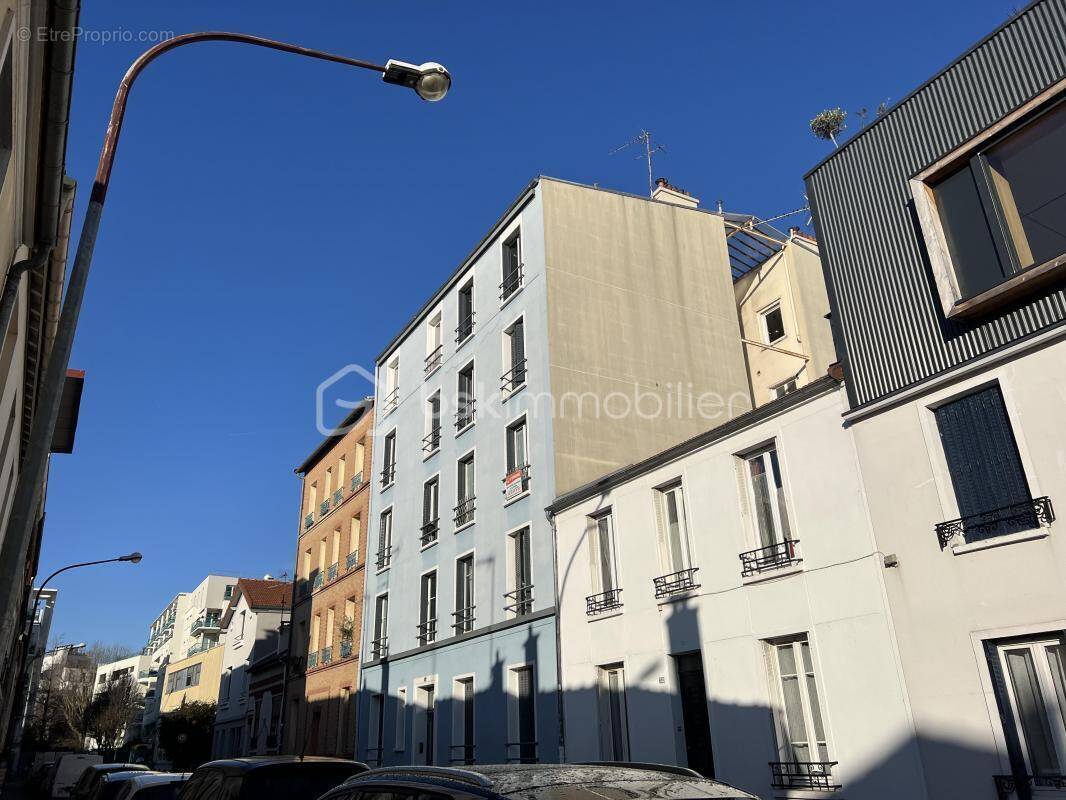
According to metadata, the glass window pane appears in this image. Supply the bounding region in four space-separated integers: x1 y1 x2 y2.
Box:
769 449 792 540
597 518 614 592
984 102 1066 270
781 676 808 750
777 643 797 676
1005 648 1059 775
749 455 778 547
666 491 684 571
1045 644 1066 741
933 165 1006 298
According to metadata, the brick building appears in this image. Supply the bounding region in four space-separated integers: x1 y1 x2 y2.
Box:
283 399 373 756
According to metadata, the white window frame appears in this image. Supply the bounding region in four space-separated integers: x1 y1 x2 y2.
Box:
421 472 441 550
455 446 476 531
505 521 534 619
654 481 694 575
452 673 477 763
381 428 397 490
597 662 631 761
766 635 831 767
454 548 476 635
376 505 394 573
588 509 620 596
418 567 438 645
506 662 538 763
759 300 786 345
425 308 444 378
424 390 442 458
742 443 793 550
456 358 476 434
501 313 528 398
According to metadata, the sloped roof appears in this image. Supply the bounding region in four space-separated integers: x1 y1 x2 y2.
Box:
221 578 291 627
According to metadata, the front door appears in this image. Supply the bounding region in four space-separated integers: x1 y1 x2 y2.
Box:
674 652 715 777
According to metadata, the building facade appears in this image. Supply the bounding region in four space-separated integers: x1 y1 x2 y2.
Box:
284 400 373 757
356 176 823 768
805 2 1066 798
91 653 155 749
212 578 290 758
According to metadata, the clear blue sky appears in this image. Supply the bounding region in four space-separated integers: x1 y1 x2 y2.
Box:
39 0 1013 650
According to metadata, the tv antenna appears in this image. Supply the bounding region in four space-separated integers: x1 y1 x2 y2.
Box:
610 129 666 195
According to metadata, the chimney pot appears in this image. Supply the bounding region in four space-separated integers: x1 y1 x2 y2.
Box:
651 177 699 209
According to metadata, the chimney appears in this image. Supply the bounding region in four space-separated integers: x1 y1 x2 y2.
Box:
651 177 699 209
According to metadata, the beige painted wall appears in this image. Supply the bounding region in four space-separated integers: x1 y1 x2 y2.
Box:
541 179 751 494
734 237 835 406
159 644 225 713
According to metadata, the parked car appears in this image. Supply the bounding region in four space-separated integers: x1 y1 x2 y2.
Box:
85 771 168 800
176 757 368 800
320 764 757 800
47 754 103 798
70 764 151 800
114 773 191 800
27 759 56 800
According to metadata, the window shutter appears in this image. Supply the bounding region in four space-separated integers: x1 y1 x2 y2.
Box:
653 492 670 574
379 513 388 552
598 517 614 592
512 320 526 382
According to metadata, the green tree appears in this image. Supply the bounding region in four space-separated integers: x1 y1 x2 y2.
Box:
158 701 216 770
809 108 847 147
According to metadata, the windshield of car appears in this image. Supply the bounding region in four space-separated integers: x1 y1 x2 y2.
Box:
239 765 364 800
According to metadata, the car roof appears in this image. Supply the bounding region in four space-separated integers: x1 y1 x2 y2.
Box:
102 771 157 784
125 773 190 789
92 765 149 774
196 757 366 776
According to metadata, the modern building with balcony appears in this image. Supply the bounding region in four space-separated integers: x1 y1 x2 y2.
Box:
804 3 1066 798
284 399 373 757
356 176 824 767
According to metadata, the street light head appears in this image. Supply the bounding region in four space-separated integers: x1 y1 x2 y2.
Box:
382 59 451 102
120 552 143 563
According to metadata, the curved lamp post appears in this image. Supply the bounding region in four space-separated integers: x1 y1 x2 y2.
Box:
0 33 451 679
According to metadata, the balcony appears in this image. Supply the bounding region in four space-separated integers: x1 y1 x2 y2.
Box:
502 464 530 501
370 636 388 661
312 572 324 591
586 588 623 615
192 614 221 634
327 562 339 582
994 774 1066 799
504 585 533 617
422 428 441 455
454 497 476 528
304 513 314 530
380 463 396 488
417 619 437 646
455 313 475 345
346 551 358 571
455 399 476 431
450 744 476 765
383 387 400 415
936 496 1054 549
420 518 439 547
320 646 333 665
350 472 364 492
739 540 801 577
425 345 443 375
653 567 700 599
769 761 840 791
340 639 353 659
452 606 475 635
500 359 527 394
375 545 392 571
332 488 343 506
307 650 318 669
320 500 330 516
499 263 524 300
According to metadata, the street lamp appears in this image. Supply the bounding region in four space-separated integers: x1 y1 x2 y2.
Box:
0 32 451 673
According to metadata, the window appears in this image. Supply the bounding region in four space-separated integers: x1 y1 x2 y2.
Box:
454 554 475 634
426 311 443 375
372 594 389 660
587 511 621 613
772 379 798 400
368 694 384 765
502 318 527 394
347 517 360 569
456 452 476 527
418 571 437 645
654 483 693 574
424 392 441 455
324 466 333 499
456 362 475 430
504 417 530 499
598 664 630 760
395 687 407 751
337 455 346 489
508 666 537 763
384 357 400 414
501 230 523 300
0 35 12 189
744 445 793 549
760 301 786 344
422 477 440 546
311 613 321 655
768 637 830 775
991 636 1066 777
933 385 1042 547
377 508 393 570
506 527 533 617
186 663 201 687
381 430 397 487
456 278 475 344
453 677 476 764
223 584 234 600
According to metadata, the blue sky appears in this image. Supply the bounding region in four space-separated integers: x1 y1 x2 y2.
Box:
40 0 1014 650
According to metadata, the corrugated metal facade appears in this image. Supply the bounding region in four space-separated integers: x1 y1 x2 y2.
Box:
805 0 1066 409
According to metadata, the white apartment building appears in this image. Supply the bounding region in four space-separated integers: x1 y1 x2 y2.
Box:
92 652 155 748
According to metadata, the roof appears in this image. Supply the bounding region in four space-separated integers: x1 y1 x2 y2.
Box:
100 770 153 783
198 757 365 775
548 374 842 514
119 773 190 790
50 369 85 454
719 212 790 279
294 398 373 475
220 578 290 628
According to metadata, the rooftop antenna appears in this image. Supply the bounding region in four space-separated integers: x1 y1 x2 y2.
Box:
610 129 666 195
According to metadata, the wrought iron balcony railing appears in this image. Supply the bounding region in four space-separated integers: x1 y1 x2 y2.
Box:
306 650 318 669
502 464 530 499
304 513 314 530
456 399 476 431
320 646 333 665
320 500 330 516
452 606 475 635
454 497 476 527
425 344 443 375
327 562 339 582
417 619 437 646
312 572 324 591
936 496 1054 549
375 545 392 571
383 387 400 415
380 463 396 487
506 741 538 764
653 567 700 599
769 761 840 791
504 585 534 617
586 588 623 615
994 773 1066 799
500 359 528 393
332 488 343 506
422 428 441 454
351 472 364 492
340 639 353 659
450 744 476 765
421 518 439 547
456 313 475 344
346 551 358 571
499 263 524 300
370 636 388 661
740 539 801 577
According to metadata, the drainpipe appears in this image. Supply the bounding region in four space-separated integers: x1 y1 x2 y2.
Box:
0 248 52 348
546 507 566 763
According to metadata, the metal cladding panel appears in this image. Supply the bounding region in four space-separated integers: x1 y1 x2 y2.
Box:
806 0 1066 409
